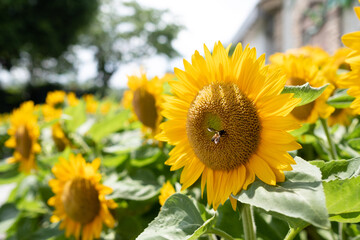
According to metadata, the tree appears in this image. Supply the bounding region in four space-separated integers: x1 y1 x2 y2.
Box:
0 0 99 72
78 0 182 95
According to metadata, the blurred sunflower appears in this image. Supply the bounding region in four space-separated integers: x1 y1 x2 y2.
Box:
126 73 163 138
270 55 334 123
52 123 71 151
42 90 67 121
67 92 79 107
5 101 41 173
84 94 99 114
322 48 354 126
270 45 330 68
156 42 302 210
159 181 176 206
339 3 360 114
48 154 117 240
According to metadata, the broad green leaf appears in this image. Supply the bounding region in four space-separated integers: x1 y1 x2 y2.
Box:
329 212 360 223
233 157 330 229
87 111 129 143
310 158 360 180
290 123 310 137
0 203 19 234
282 83 329 106
103 130 142 153
38 118 59 130
106 169 161 201
63 100 86 132
326 89 355 108
323 176 360 214
0 163 24 185
102 154 129 167
137 193 215 240
130 145 163 167
348 138 360 151
345 122 360 140
215 200 242 238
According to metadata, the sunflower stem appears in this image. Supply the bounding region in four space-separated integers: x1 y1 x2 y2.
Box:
242 204 256 240
207 228 235 240
284 226 307 240
320 118 338 160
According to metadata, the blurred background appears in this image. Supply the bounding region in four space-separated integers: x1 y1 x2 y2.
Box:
0 0 359 113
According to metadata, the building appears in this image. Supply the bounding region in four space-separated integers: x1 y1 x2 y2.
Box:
233 0 360 58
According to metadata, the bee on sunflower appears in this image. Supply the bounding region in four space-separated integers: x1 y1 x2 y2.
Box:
156 42 302 210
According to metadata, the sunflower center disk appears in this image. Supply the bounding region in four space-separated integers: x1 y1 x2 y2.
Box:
186 83 261 171
132 88 158 129
62 178 101 224
15 125 33 159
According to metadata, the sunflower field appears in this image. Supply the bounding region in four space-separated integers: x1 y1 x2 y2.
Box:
1 3 360 240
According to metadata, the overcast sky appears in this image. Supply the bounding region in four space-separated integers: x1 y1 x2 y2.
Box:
107 0 259 88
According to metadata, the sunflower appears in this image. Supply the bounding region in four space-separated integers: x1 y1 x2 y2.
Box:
126 73 163 138
159 181 176 206
5 101 41 173
339 3 360 114
322 48 354 126
48 154 117 240
270 54 335 123
67 92 79 107
156 42 302 210
84 94 99 114
270 46 330 68
52 123 71 151
42 90 67 121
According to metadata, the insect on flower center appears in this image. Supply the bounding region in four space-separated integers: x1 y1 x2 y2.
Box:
62 177 100 224
15 125 33 159
132 88 158 130
186 82 261 171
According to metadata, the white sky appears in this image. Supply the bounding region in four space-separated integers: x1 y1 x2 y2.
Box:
107 0 259 88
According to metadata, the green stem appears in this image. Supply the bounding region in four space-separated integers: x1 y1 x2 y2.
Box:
284 225 307 240
242 204 256 240
338 222 343 240
208 228 235 240
320 118 338 160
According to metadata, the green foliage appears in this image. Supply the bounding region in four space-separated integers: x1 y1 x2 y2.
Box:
282 83 329 106
327 89 355 108
234 157 330 229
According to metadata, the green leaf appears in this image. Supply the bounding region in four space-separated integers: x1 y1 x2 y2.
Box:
327 89 355 108
0 163 24 185
130 145 163 167
137 193 215 240
254 209 292 240
233 157 330 229
348 138 360 151
106 169 161 201
282 83 329 106
310 158 360 181
323 176 360 214
38 118 59 130
102 154 129 167
103 130 143 153
329 212 360 223
63 100 86 132
87 111 128 143
215 200 242 238
0 203 19 234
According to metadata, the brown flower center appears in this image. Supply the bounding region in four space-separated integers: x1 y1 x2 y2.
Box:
15 125 32 159
286 77 314 121
186 83 261 171
62 178 100 224
132 88 158 130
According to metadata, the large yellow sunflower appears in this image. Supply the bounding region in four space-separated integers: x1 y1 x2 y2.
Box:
48 154 117 240
156 42 302 210
339 2 360 114
126 73 163 138
270 54 335 123
5 101 41 173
